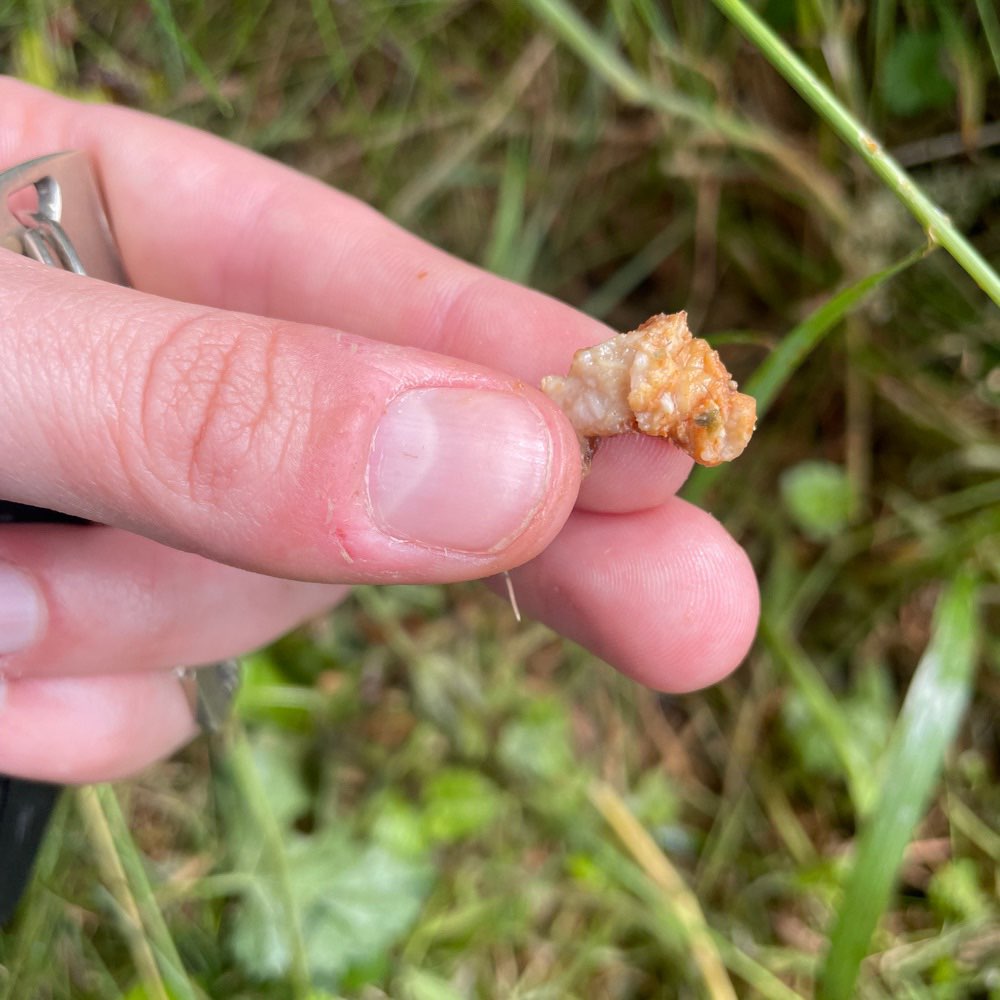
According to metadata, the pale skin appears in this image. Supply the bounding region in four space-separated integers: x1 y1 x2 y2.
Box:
0 78 759 783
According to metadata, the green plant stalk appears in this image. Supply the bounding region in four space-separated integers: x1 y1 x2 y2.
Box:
712 0 1000 308
227 728 312 998
709 932 807 1000
819 570 981 1000
523 0 849 224
589 780 737 1000
77 785 196 1000
147 0 232 113
87 786 199 999
947 793 1000 863
309 0 353 85
759 617 875 814
745 248 928 417
870 0 898 97
782 478 1000 632
389 36 554 222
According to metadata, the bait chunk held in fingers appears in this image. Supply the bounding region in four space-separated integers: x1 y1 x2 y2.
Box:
541 312 757 467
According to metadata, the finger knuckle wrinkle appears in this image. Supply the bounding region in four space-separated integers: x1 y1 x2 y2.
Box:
136 314 304 506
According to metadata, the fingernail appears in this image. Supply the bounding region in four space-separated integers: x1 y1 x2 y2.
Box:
368 388 553 552
0 564 43 655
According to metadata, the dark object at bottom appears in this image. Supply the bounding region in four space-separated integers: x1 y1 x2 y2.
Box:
0 778 60 926
0 498 87 926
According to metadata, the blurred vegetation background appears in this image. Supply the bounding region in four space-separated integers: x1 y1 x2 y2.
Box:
1 0 999 997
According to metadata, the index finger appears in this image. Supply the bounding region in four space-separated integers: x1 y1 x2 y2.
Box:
1 78 693 512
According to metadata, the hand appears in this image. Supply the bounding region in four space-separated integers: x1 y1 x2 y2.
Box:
0 78 758 783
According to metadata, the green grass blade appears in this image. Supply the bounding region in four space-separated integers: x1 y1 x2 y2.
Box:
589 780 738 999
710 931 808 1000
744 247 928 418
684 244 928 505
583 217 690 319
523 0 848 222
483 143 534 282
869 0 897 102
225 728 312 997
975 0 1000 81
78 785 200 1000
818 570 982 1000
147 0 232 113
309 0 347 69
389 36 553 223
760 617 876 814
712 0 1000 308
524 0 674 108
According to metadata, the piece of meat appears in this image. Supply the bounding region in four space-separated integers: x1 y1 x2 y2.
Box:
540 312 757 467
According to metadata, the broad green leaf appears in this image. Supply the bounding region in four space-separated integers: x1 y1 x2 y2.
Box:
248 732 310 830
421 769 505 844
230 827 433 987
497 698 574 782
229 879 288 980
370 790 431 860
780 461 857 540
881 30 955 117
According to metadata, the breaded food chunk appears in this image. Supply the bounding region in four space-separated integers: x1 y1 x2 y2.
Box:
541 312 757 467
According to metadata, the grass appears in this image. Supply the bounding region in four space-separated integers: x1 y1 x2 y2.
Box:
1 1 999 997
820 569 982 999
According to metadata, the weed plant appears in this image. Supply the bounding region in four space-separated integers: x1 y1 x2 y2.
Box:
0 1 998 998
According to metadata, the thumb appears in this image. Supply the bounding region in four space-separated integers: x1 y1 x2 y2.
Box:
0 256 581 582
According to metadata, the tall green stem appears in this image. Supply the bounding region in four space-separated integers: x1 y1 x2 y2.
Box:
712 0 1000 308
